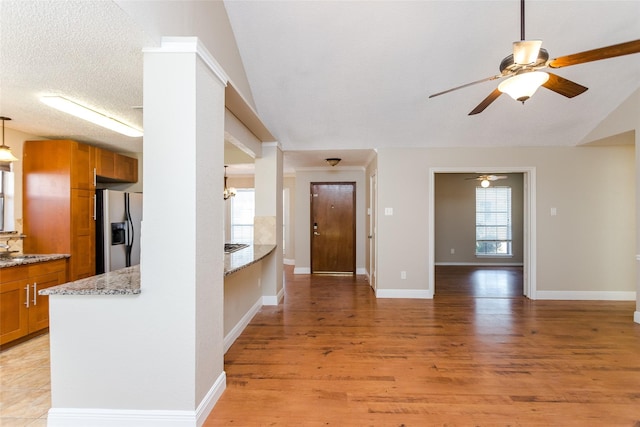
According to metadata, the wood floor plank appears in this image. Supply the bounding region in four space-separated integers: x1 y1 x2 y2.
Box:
205 266 640 426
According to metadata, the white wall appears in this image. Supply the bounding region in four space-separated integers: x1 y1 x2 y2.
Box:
435 173 524 265
115 0 256 109
294 168 367 273
224 262 262 348
376 145 636 299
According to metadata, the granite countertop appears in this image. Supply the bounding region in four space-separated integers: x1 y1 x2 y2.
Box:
224 244 276 276
39 244 277 296
0 254 69 268
40 265 141 296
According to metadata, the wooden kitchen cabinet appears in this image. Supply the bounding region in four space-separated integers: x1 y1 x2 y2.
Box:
114 153 138 183
95 147 116 178
95 147 138 183
24 140 96 281
24 140 137 281
0 268 29 345
0 259 66 346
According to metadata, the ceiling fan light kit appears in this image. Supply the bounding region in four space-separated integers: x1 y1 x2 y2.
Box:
428 0 640 115
467 174 508 187
498 70 549 102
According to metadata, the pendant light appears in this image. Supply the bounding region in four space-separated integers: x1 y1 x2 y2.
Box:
223 165 236 200
0 117 18 162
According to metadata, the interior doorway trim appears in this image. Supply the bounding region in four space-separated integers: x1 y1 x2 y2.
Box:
428 167 537 299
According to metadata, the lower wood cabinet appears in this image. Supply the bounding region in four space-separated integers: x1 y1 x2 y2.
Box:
0 259 67 345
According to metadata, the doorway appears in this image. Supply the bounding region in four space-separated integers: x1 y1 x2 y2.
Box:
429 168 536 298
310 182 356 274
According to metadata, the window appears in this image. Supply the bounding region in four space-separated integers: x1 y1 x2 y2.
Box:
230 189 255 244
476 186 512 256
0 166 14 231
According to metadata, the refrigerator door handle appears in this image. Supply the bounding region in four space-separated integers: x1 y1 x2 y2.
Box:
125 193 133 267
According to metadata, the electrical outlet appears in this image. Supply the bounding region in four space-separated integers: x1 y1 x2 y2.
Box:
400 271 407 279
450 248 455 254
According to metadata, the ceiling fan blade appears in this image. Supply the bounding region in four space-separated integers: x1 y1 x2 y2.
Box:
469 88 503 115
542 73 588 98
513 40 542 65
429 74 503 98
548 39 640 68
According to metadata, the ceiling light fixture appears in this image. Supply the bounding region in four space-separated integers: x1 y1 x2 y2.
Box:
498 71 549 103
325 158 341 167
480 179 491 188
0 117 18 162
223 165 236 200
40 95 143 137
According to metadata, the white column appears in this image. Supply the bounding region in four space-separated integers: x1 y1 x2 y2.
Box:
254 142 284 304
47 37 228 427
142 37 228 416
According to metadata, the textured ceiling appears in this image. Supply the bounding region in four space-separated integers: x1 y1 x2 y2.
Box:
0 0 146 153
0 1 638 170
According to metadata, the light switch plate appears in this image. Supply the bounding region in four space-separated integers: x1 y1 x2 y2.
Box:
385 207 393 216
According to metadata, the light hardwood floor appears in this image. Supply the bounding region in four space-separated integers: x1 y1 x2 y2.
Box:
206 266 640 426
0 334 50 426
2 267 639 426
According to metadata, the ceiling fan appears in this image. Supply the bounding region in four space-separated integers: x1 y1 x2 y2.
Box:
467 174 508 187
429 0 640 115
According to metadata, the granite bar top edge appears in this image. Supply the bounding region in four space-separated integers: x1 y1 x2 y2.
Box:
225 244 276 276
40 244 276 295
40 265 141 296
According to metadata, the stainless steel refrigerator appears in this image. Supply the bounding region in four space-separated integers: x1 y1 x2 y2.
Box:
96 189 143 274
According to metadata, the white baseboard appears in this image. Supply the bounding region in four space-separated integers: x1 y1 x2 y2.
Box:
262 286 285 306
47 372 226 427
283 258 295 265
635 311 640 324
224 297 262 353
435 262 524 267
535 291 636 301
294 267 366 275
196 372 226 426
376 288 432 299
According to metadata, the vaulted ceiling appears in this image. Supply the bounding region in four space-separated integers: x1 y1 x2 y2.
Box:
1 1 638 171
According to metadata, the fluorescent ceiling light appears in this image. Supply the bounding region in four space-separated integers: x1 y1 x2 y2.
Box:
40 96 143 137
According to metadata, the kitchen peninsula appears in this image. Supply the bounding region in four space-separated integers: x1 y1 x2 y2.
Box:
40 244 276 352
40 244 276 296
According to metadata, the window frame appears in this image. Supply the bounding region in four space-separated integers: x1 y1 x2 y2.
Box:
229 188 255 244
475 185 513 257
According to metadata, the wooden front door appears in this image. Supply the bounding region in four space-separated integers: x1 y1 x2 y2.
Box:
310 182 356 274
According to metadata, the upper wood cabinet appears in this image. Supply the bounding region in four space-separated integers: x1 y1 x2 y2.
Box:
95 147 138 183
114 153 138 183
71 142 96 189
95 148 115 178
